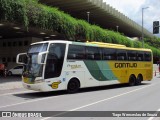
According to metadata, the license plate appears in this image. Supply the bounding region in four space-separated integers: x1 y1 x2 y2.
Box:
27 85 31 88
23 77 29 83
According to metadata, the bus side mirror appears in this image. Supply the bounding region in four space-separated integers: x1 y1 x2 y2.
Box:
37 52 48 64
17 53 27 65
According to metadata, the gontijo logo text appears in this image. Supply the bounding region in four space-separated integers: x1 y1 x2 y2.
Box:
115 63 137 68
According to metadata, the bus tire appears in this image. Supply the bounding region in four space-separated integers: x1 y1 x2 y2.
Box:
67 78 80 93
129 75 136 86
8 71 12 76
136 74 143 85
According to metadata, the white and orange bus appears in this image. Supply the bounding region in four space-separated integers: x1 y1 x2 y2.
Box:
17 40 153 92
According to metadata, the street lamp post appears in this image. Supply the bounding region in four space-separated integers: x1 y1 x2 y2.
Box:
116 26 119 32
87 11 90 23
142 7 149 48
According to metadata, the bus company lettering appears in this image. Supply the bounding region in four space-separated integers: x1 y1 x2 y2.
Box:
115 63 137 68
144 64 151 67
67 64 82 69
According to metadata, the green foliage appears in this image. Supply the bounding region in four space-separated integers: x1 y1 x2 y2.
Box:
0 0 29 27
145 37 160 49
0 0 160 57
76 20 92 40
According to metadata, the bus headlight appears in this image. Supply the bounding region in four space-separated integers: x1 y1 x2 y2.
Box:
35 79 45 84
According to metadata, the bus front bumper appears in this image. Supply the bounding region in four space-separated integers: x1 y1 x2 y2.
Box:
22 82 53 92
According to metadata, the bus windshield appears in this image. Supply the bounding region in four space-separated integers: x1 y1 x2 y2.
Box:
23 43 48 78
23 43 66 79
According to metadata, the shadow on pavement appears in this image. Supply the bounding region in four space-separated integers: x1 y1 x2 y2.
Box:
14 82 151 99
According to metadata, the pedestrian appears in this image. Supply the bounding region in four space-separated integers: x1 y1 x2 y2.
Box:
3 67 8 77
157 59 160 74
0 63 5 77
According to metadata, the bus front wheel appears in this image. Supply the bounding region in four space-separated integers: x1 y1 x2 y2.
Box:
129 75 136 86
67 78 80 93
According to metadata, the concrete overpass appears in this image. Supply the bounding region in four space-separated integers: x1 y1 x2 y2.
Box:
40 0 154 38
0 0 155 69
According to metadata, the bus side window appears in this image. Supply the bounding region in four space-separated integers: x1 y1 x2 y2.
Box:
136 52 144 61
67 45 85 60
144 52 151 61
103 48 116 60
86 46 101 60
117 56 124 60
67 54 76 59
117 50 127 61
103 56 111 60
127 51 136 61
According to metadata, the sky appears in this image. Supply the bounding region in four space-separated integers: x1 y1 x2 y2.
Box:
103 0 160 37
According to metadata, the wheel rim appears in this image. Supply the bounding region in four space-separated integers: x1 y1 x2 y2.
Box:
69 82 77 90
136 75 142 85
68 80 79 93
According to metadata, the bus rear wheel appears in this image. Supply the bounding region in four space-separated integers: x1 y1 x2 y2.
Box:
136 74 143 85
67 78 80 93
129 75 136 86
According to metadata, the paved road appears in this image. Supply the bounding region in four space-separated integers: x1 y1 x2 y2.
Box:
0 76 22 90
0 75 160 120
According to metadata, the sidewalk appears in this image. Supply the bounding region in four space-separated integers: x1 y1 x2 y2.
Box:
0 76 23 90
153 64 159 71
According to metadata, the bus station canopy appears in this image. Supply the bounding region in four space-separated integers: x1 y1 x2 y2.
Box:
40 0 154 38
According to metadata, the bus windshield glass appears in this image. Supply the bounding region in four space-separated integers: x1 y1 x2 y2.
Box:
23 43 48 78
28 43 48 53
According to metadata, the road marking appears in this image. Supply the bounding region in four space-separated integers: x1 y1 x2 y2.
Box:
0 96 59 109
41 83 156 120
0 90 31 97
148 108 160 120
